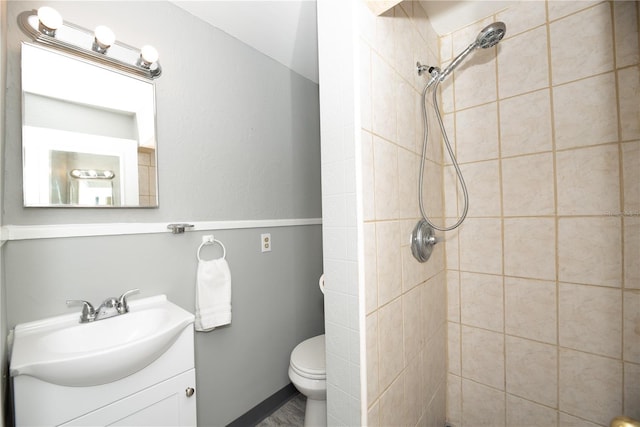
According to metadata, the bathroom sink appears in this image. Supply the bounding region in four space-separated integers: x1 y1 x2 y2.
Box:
10 295 194 387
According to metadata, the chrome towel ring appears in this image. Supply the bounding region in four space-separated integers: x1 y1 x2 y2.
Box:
197 235 226 261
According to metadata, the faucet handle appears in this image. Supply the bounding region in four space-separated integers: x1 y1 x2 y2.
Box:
66 300 96 323
117 289 140 314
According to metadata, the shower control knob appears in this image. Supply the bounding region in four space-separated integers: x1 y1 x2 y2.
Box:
186 387 195 397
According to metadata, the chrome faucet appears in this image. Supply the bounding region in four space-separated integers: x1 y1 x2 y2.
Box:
67 289 140 323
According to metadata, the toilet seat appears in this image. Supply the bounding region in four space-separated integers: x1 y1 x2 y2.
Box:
290 335 325 380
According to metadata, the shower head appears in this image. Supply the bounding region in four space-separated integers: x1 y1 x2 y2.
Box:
475 22 507 49
439 21 507 80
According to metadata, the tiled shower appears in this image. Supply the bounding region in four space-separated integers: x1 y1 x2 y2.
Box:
318 0 639 425
443 1 639 425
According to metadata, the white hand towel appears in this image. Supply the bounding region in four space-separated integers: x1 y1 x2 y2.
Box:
195 258 232 331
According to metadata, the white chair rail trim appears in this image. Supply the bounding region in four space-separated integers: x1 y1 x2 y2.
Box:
1 218 322 241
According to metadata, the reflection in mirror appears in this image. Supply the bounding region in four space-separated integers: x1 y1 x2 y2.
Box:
21 43 158 207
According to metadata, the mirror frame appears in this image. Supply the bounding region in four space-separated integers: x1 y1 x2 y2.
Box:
21 42 160 208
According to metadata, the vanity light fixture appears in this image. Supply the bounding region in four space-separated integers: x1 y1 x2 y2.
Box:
92 25 115 54
36 6 62 37
138 45 159 69
18 8 162 79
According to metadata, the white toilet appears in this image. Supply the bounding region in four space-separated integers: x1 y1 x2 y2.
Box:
288 334 326 427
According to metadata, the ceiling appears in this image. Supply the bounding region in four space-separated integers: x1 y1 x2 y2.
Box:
170 1 515 85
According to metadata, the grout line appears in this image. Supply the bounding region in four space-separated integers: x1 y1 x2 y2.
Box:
610 0 627 411
544 1 562 422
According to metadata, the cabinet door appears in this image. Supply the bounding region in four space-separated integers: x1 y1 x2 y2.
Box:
61 370 197 427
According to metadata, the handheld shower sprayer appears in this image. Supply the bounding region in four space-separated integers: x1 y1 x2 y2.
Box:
411 22 506 263
440 21 506 80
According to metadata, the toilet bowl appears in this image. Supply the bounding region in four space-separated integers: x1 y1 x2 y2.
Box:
288 334 326 427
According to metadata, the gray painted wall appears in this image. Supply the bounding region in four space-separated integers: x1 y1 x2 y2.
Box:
3 1 323 425
4 1 322 225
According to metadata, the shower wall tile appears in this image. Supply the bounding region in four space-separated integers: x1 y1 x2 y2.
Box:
496 1 546 39
614 1 640 68
394 7 417 84
397 149 417 219
455 102 499 163
360 42 372 132
502 152 555 216
547 0 604 22
375 9 396 68
444 229 460 270
498 26 550 99
623 291 640 363
373 137 398 219
505 336 558 407
556 144 620 215
553 72 619 150
379 374 408 427
459 218 502 274
424 325 447 401
558 413 603 427
559 348 623 426
442 1 636 425
618 65 640 141
447 270 460 322
371 53 397 142
423 271 447 340
364 223 378 314
402 286 423 363
424 158 444 219
506 395 558 427
451 17 493 56
625 217 640 289
504 218 556 281
440 77 454 114
375 220 402 306
447 374 462 427
623 141 640 213
448 322 461 376
461 326 505 390
624 362 640 419
362 132 375 221
396 79 416 152
459 160 501 217
366 313 379 404
453 51 497 110
460 272 503 332
404 354 422 427
558 217 622 287
461 379 506 427
505 277 557 344
444 165 462 218
439 33 452 63
559 282 622 358
499 88 552 158
378 297 404 391
426 106 444 161
550 2 614 85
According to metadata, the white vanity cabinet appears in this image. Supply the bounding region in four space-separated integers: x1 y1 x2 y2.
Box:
61 369 196 426
12 327 197 426
10 295 197 426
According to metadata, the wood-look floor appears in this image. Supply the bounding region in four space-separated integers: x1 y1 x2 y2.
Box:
255 393 306 426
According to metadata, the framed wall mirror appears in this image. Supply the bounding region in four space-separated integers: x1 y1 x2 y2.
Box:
21 42 159 208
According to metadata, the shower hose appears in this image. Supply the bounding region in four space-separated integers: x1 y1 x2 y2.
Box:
418 72 469 232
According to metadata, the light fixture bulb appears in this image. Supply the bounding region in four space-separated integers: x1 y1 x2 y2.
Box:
94 25 115 48
140 45 159 65
37 7 62 36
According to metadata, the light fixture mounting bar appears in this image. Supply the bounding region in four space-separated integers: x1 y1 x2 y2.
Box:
18 10 161 80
